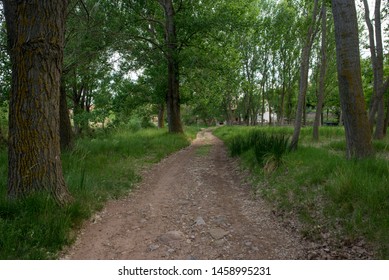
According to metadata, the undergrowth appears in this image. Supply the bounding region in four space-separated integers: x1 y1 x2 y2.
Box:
0 127 197 259
214 125 389 259
226 127 290 171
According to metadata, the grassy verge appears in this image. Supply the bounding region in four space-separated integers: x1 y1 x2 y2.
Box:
214 125 389 259
0 127 198 259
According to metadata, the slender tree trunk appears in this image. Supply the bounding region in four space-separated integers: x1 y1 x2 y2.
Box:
60 80 74 151
158 102 165 128
3 0 72 204
383 77 389 134
159 0 183 133
280 84 285 125
290 0 319 150
373 0 385 139
362 0 379 123
362 0 385 139
225 98 233 125
313 1 327 141
331 0 374 159
261 90 265 125
269 105 272 126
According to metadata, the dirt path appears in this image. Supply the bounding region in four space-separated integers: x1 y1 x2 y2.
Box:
62 129 305 260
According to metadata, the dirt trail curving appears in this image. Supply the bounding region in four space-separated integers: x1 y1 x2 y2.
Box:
62 129 305 260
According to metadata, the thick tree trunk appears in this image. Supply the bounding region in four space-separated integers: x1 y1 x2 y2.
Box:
3 0 72 204
290 0 319 150
60 80 74 151
331 0 374 159
313 1 327 141
159 0 183 133
166 57 183 133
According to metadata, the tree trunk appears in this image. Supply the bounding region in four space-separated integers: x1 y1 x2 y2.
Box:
158 102 165 128
280 83 286 125
261 90 265 125
3 0 72 204
313 1 327 141
331 0 374 159
290 0 319 151
373 0 385 139
60 80 74 151
159 0 183 133
383 77 389 134
362 0 379 123
362 0 385 139
269 105 272 125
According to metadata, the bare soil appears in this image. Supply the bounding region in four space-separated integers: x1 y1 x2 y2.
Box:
61 129 306 260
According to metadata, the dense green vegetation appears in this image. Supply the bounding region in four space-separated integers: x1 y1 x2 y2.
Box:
214 125 389 258
0 127 197 259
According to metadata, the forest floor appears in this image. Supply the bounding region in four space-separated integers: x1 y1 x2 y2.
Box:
61 129 307 260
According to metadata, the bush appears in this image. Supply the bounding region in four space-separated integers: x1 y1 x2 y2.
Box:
126 116 142 132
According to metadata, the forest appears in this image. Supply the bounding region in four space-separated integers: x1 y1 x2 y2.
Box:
0 0 389 260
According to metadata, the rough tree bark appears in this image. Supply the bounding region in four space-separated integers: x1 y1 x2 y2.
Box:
158 0 183 133
290 0 320 150
313 0 327 141
3 0 72 204
331 0 374 159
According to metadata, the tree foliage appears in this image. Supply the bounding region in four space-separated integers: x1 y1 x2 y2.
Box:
0 0 387 161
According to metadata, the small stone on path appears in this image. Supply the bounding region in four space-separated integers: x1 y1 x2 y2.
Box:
195 216 206 226
148 244 160 251
158 230 185 244
209 228 229 240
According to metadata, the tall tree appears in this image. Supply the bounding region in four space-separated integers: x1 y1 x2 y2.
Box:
157 0 183 133
313 0 328 141
331 0 374 159
362 0 386 139
2 0 72 204
290 0 320 150
270 1 301 125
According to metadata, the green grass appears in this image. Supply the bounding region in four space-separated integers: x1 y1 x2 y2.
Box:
214 125 389 259
216 127 290 171
0 127 197 259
